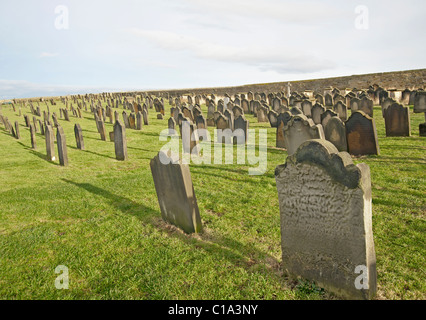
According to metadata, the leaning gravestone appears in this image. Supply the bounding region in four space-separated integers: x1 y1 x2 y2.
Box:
74 123 85 150
150 150 203 234
56 126 68 166
283 114 325 156
346 111 380 156
384 103 411 137
113 120 128 161
14 121 20 139
275 139 377 300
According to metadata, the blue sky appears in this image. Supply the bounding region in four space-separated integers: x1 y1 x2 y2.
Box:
0 0 425 99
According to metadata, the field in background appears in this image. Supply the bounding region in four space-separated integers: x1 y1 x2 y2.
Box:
0 99 425 300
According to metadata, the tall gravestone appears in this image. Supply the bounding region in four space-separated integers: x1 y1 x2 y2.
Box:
14 121 20 139
324 116 348 152
74 123 85 150
346 111 380 156
275 139 377 300
113 120 128 161
56 126 68 166
45 125 56 161
29 123 36 149
150 150 202 234
384 103 410 137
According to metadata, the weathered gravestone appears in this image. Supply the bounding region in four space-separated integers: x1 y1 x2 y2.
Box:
346 111 380 156
333 101 348 121
97 119 107 141
283 114 325 156
311 103 326 125
14 121 20 139
122 111 130 128
56 126 68 166
113 120 128 161
321 109 338 129
384 103 411 137
143 109 149 125
150 150 202 234
275 139 377 300
29 124 36 149
136 111 143 130
413 91 426 113
234 115 249 144
45 125 56 161
324 116 348 152
301 100 312 118
276 111 293 148
74 123 85 150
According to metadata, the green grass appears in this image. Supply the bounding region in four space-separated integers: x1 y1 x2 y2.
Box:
0 100 424 300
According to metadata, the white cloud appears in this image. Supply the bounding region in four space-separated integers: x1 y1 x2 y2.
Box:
127 28 335 74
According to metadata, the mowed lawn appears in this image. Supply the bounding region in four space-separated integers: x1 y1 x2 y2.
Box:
0 98 424 300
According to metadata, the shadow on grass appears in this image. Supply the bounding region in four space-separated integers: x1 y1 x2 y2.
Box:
67 146 116 160
61 178 285 291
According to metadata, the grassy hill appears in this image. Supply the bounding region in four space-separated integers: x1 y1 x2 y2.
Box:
0 99 424 300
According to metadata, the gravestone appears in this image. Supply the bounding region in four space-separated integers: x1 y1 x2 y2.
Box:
333 101 348 121
45 125 56 161
413 91 426 113
346 111 380 156
150 150 202 234
384 103 411 137
275 139 377 300
324 93 333 107
74 123 85 150
324 116 348 152
136 111 143 130
276 111 293 149
195 114 206 130
122 111 130 128
234 115 249 144
381 97 396 118
311 103 326 125
268 110 279 128
321 109 338 128
113 120 128 161
14 121 20 139
30 124 36 149
283 114 325 156
359 98 374 117
56 126 68 166
168 117 177 134
143 109 149 125
39 120 45 135
129 113 136 129
257 105 268 122
97 119 107 141
301 100 312 118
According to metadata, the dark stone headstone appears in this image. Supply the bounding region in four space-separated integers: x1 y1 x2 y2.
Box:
150 150 202 234
346 111 380 156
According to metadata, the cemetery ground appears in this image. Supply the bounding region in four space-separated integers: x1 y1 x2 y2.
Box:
0 100 424 300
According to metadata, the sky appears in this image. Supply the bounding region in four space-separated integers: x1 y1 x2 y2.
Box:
0 0 425 99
